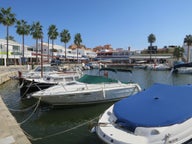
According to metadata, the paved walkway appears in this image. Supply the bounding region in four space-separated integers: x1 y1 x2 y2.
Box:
0 66 31 144
0 97 31 144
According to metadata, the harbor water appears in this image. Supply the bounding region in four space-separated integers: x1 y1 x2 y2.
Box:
0 68 192 144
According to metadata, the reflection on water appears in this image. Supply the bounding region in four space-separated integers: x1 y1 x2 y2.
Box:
0 69 192 144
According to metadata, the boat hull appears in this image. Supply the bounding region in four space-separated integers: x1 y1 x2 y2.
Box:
96 84 192 144
19 73 81 98
19 78 56 98
32 84 141 106
96 105 192 144
173 67 192 74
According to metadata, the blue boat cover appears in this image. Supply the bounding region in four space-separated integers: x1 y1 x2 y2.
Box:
113 83 192 132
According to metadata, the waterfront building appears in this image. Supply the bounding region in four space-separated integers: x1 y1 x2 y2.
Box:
1 38 184 66
0 38 32 66
0 38 97 65
129 54 173 64
32 42 79 62
76 48 97 60
95 48 133 63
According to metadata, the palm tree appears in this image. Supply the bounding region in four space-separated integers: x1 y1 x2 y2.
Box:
48 25 58 59
15 19 30 65
0 7 16 66
184 34 192 63
173 46 184 61
60 29 71 61
5 35 15 41
74 33 82 63
30 21 43 64
148 33 156 63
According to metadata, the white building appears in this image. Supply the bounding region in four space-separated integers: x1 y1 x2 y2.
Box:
32 43 84 61
74 48 97 59
0 38 97 65
0 39 23 65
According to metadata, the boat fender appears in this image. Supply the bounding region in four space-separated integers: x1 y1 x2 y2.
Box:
90 126 96 133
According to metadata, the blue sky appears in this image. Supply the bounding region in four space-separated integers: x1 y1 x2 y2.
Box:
0 0 192 50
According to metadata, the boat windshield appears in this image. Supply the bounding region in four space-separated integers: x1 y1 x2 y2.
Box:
34 66 59 72
77 74 118 84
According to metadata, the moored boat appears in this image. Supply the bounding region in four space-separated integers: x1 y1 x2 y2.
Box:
146 63 171 70
173 62 192 74
173 67 192 74
18 65 82 98
96 83 192 144
31 74 141 106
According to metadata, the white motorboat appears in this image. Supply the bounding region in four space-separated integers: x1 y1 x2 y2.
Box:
146 63 171 70
96 83 192 144
19 64 82 79
173 67 192 74
18 65 82 97
31 74 141 106
173 62 192 74
133 63 170 70
19 65 61 79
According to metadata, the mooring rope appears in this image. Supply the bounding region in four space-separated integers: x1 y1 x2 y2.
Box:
18 97 41 125
32 82 43 91
21 80 43 98
21 80 33 98
23 116 99 141
18 79 24 89
8 102 37 112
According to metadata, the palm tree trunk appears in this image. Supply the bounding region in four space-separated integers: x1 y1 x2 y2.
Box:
36 39 38 64
41 38 43 78
150 43 152 63
22 34 25 65
48 38 49 63
52 40 54 58
65 43 67 61
187 45 190 63
77 47 78 64
6 26 9 66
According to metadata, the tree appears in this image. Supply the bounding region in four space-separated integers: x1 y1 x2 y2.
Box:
48 25 58 59
0 7 16 66
74 33 82 63
173 46 184 61
148 33 156 63
15 19 30 64
5 35 15 41
184 34 192 63
30 21 43 64
60 29 71 61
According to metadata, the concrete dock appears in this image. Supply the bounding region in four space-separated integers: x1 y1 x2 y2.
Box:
0 66 31 144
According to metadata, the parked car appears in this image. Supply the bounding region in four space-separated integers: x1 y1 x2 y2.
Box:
50 58 61 66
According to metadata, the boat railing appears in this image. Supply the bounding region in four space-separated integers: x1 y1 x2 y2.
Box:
58 82 140 94
60 83 67 91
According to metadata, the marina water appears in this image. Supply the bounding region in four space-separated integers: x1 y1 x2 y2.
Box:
0 68 192 144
